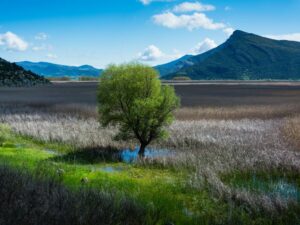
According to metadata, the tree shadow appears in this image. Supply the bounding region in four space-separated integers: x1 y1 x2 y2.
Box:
51 146 122 165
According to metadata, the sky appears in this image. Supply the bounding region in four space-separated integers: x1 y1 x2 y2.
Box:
0 0 300 68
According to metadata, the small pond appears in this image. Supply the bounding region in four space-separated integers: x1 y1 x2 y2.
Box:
227 174 300 201
95 166 124 173
120 147 174 163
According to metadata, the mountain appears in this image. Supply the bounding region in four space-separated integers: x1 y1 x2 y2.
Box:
162 30 300 80
0 58 49 87
17 61 102 78
155 55 194 77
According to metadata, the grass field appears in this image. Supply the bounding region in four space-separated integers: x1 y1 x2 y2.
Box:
0 82 300 225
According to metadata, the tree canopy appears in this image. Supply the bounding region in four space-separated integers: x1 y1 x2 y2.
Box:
97 63 180 156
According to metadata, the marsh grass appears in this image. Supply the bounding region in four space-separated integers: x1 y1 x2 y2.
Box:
0 165 152 225
176 104 300 120
1 104 300 224
282 116 300 151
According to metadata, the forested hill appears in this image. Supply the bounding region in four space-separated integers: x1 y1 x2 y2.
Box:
0 58 49 87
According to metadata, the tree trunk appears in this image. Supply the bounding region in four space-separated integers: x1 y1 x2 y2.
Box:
138 143 146 157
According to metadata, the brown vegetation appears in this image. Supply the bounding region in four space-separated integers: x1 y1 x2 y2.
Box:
282 116 300 151
175 105 300 120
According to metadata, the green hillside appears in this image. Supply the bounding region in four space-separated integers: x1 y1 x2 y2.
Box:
164 30 300 80
0 58 49 86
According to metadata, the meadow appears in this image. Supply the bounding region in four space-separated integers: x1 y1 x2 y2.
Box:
0 82 300 225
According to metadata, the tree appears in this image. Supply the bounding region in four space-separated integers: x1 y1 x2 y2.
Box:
97 63 180 157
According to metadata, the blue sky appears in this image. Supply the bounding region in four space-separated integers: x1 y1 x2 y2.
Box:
0 0 299 68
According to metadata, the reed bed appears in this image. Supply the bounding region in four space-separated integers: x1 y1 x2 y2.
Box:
282 115 300 151
175 104 300 120
0 104 299 213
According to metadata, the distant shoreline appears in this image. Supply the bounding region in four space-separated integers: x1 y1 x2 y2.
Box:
50 80 300 86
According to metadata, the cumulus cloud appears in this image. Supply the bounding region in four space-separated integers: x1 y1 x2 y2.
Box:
266 33 300 42
173 1 215 13
190 38 217 55
32 44 53 51
0 31 28 51
223 27 235 36
139 0 172 5
138 45 165 61
46 53 58 59
153 12 225 31
35 32 48 40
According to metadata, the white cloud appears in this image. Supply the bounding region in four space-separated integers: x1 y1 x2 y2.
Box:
35 32 48 40
138 45 164 61
173 1 215 13
139 0 172 5
139 0 151 4
32 44 53 51
190 38 217 55
266 33 300 42
46 53 58 59
223 27 235 36
153 12 225 31
0 31 28 51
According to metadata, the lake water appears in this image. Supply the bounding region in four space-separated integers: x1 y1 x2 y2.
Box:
234 174 300 201
120 147 174 163
99 166 124 173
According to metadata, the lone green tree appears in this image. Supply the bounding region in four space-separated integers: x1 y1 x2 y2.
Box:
97 63 180 156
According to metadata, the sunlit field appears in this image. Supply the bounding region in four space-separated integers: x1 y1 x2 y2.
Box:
0 83 300 225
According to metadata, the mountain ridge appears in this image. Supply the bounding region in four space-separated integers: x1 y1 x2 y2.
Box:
17 61 102 78
161 30 300 80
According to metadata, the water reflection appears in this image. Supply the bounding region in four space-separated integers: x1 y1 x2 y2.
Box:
120 147 173 163
99 166 123 173
240 175 300 201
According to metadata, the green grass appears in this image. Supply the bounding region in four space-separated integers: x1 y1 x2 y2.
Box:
1 125 300 225
0 126 222 225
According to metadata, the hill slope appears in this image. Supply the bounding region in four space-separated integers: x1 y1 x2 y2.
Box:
17 61 102 78
0 58 49 87
155 55 194 77
164 30 300 80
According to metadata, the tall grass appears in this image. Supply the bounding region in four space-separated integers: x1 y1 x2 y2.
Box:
0 104 299 213
282 116 300 151
0 165 154 225
175 104 300 120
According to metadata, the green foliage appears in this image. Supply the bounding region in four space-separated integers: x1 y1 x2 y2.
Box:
97 63 180 153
